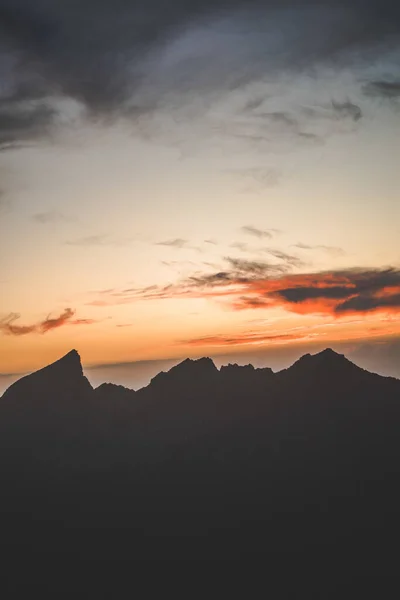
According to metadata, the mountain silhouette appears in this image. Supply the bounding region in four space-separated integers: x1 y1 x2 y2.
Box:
1 347 400 563
2 349 92 402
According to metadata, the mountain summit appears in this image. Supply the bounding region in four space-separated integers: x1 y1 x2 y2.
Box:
150 356 218 389
284 347 357 376
1 349 92 401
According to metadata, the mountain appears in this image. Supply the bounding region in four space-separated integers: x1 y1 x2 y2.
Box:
1 349 92 401
1 347 400 563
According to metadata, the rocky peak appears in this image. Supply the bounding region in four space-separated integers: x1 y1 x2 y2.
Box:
150 357 218 388
2 349 92 400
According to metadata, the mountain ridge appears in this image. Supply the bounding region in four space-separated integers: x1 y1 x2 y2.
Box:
3 346 397 400
1 345 400 562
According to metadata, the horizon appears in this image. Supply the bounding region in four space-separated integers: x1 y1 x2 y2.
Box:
1 340 399 396
1 0 399 380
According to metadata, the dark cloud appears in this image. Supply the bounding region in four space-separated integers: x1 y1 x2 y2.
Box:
224 257 288 276
363 80 400 98
0 0 399 147
336 293 400 313
260 268 400 315
331 100 362 121
275 286 352 303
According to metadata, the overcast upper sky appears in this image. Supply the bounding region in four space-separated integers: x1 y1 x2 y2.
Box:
0 0 399 380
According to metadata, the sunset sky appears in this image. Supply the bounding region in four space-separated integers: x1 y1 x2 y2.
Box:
1 0 399 388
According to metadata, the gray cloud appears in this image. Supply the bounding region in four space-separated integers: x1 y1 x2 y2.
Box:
227 167 282 191
32 210 74 223
241 225 280 239
155 238 188 248
65 234 134 246
0 100 55 149
331 100 362 121
261 248 305 268
293 242 345 256
363 80 400 98
0 0 399 148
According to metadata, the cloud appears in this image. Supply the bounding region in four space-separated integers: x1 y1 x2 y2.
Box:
156 238 204 252
179 331 310 347
0 101 55 150
155 238 188 248
224 257 288 276
1 0 399 149
230 242 249 252
293 242 345 256
363 80 400 98
88 264 400 318
261 248 305 268
227 167 282 191
240 225 279 239
0 308 98 336
65 234 133 246
32 210 74 223
331 100 362 121
244 268 400 316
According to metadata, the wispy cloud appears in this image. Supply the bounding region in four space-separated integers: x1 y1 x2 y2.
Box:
261 248 305 268
155 238 188 248
65 234 134 247
32 211 75 224
227 167 282 191
179 331 311 347
240 225 280 239
155 238 203 252
293 242 345 257
0 308 99 336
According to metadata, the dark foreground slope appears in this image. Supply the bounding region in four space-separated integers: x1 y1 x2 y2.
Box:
1 348 400 563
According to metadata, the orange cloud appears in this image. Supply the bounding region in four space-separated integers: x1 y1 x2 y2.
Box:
88 264 400 319
179 331 316 347
0 308 99 336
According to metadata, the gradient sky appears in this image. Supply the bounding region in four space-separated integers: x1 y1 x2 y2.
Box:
1 0 399 382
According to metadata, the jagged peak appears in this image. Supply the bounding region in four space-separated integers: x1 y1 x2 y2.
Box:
166 357 217 374
150 356 217 386
51 348 82 369
2 348 91 398
221 363 255 370
289 347 353 373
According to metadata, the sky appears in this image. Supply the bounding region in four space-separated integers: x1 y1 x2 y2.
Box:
0 0 399 388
